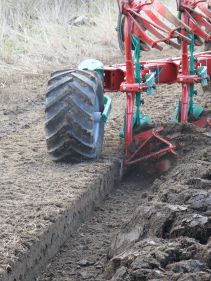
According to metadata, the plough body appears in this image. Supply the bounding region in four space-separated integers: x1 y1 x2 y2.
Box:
45 0 211 166
102 0 211 168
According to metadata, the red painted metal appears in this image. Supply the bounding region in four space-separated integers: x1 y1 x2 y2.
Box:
128 13 163 50
121 82 150 92
191 11 211 31
104 52 211 91
181 10 190 124
125 128 177 166
134 127 164 142
194 117 211 127
124 14 135 155
177 74 203 83
114 0 211 167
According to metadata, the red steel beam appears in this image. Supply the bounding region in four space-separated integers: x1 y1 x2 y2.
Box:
104 51 211 92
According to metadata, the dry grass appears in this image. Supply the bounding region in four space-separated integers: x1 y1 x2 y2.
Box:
0 0 119 76
0 0 176 78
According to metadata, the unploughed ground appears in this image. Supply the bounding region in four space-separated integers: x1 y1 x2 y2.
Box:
0 46 210 280
0 56 124 278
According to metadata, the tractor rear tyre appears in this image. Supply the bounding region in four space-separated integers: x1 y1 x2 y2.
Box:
117 12 125 54
45 69 105 162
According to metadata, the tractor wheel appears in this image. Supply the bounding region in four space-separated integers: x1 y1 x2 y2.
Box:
45 69 105 162
117 12 125 54
204 41 211 51
117 12 148 53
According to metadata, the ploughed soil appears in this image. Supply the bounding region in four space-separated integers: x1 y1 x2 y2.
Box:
38 48 211 280
38 124 211 281
0 46 210 280
106 124 211 281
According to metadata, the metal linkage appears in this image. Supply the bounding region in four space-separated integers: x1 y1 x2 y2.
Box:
124 127 177 166
108 0 211 167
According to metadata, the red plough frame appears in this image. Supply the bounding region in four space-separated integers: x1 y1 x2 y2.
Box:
106 0 211 168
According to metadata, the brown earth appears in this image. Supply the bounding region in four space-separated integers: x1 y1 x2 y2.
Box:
107 126 211 281
0 66 124 280
38 125 211 281
38 48 210 281
0 46 210 281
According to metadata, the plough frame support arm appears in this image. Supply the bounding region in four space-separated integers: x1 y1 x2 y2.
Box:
113 0 211 167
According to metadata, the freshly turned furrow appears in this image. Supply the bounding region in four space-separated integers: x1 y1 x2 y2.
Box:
38 173 154 281
38 126 211 281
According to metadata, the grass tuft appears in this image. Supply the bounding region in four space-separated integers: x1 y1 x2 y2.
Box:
0 0 118 75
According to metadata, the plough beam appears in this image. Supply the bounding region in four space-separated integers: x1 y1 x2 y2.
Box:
113 0 211 167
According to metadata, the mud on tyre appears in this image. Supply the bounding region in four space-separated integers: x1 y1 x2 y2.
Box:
45 69 105 162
